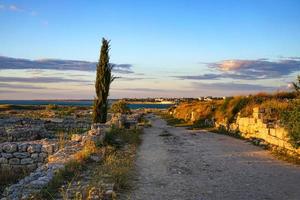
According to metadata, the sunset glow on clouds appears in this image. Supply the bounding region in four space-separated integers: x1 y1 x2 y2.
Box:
0 0 299 99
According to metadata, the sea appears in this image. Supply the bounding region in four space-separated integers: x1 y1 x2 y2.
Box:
0 100 174 109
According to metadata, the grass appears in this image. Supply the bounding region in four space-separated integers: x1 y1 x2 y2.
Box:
0 168 31 194
35 127 142 199
0 104 43 111
37 140 98 199
157 111 191 127
89 127 142 193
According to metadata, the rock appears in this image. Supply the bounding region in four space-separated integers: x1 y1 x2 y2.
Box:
21 158 34 165
13 152 30 159
39 153 48 162
27 164 37 171
31 153 39 161
18 143 29 152
90 154 102 163
27 144 42 153
71 134 83 142
1 153 13 159
42 145 54 154
9 158 20 164
0 157 8 164
1 164 10 170
2 143 17 153
12 165 25 171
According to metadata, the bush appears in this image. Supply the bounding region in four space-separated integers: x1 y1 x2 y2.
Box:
280 100 300 148
45 104 58 110
110 100 131 114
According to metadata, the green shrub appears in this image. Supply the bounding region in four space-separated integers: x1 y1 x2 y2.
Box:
110 100 131 114
45 104 58 110
280 100 300 148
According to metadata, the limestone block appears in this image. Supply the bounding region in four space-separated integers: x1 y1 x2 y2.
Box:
1 163 10 170
1 153 13 159
2 143 18 153
18 143 29 152
21 158 34 165
31 153 39 161
39 152 48 162
9 158 20 165
13 152 30 159
42 145 54 154
27 144 42 153
71 134 83 142
253 112 259 119
12 164 25 171
269 128 276 136
26 163 37 171
0 157 8 164
275 128 288 140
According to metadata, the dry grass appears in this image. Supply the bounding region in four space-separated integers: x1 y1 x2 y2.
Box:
0 168 31 194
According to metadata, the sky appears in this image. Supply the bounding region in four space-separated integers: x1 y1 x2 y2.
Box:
0 0 299 99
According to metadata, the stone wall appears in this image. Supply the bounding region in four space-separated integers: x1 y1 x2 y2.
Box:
1 124 107 200
0 139 58 172
0 118 48 142
216 107 300 156
0 117 91 142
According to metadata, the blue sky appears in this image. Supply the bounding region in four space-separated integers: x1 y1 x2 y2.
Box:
0 0 299 99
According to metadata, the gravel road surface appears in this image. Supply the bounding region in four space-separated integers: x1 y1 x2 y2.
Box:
121 114 300 200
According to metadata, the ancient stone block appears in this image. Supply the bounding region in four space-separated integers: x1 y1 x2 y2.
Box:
12 164 25 171
0 157 8 164
2 143 18 153
39 152 48 162
18 143 29 152
13 152 30 159
42 145 54 154
1 153 13 159
21 158 34 165
9 158 20 165
31 153 39 161
27 144 42 153
26 163 37 171
71 134 83 142
1 163 10 170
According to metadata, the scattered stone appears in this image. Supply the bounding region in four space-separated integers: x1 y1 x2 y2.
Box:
90 154 102 163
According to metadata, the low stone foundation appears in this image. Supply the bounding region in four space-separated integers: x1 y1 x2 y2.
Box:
0 117 91 143
0 140 58 173
1 125 107 199
216 108 300 157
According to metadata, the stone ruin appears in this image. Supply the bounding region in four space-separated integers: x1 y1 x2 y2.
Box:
109 112 144 129
0 112 143 199
1 125 107 200
0 117 91 143
0 140 58 173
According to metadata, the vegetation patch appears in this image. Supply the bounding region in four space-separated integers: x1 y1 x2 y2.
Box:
0 168 31 194
157 111 191 127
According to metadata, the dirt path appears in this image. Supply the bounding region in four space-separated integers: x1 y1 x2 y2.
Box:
121 114 300 200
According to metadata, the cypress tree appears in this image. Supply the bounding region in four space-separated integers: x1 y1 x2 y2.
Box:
93 38 116 123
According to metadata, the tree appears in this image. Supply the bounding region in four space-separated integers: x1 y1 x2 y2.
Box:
93 38 116 123
110 100 131 114
292 75 300 93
